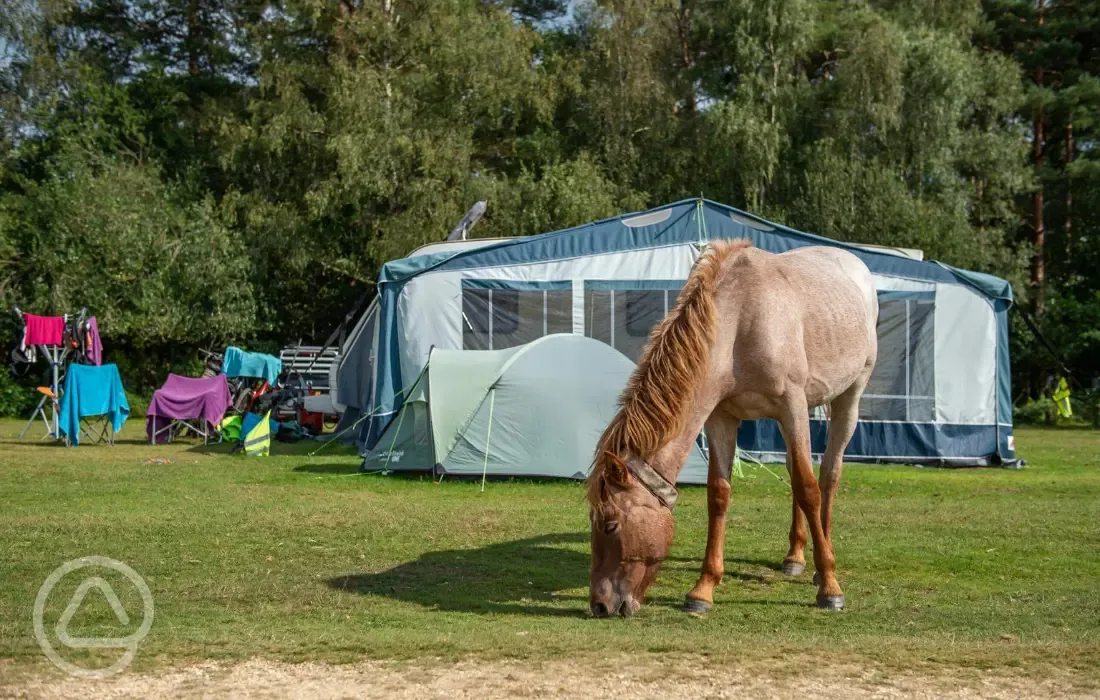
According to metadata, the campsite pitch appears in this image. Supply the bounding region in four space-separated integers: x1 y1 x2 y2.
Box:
0 422 1097 696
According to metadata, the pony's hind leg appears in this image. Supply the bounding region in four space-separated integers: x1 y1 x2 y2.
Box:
683 413 740 614
780 392 844 610
820 375 867 541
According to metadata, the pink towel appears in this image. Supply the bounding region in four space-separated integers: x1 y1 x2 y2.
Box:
23 314 65 346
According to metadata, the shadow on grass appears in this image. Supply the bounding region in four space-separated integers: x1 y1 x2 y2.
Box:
328 532 591 617
327 533 809 616
185 442 235 455
663 555 809 586
293 462 361 475
184 440 360 457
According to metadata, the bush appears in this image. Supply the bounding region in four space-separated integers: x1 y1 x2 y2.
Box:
1014 394 1097 427
0 370 36 418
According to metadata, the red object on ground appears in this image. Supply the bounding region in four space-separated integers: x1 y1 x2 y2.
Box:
299 410 324 434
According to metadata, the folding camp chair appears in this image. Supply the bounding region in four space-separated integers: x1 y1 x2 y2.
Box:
76 414 116 446
57 364 130 447
148 415 220 445
146 374 232 445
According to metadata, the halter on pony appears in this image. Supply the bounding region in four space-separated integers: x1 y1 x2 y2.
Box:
601 451 679 511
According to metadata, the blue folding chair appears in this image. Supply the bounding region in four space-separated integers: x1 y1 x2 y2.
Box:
58 364 131 446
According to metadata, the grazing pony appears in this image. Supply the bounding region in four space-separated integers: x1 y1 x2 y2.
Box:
587 239 877 616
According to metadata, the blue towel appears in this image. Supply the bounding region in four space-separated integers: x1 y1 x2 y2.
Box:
58 364 130 445
222 346 282 384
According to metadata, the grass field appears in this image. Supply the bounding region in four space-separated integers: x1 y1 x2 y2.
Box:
1 419 1098 682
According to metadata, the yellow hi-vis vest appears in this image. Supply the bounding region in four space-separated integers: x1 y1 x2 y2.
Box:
243 411 272 457
1052 377 1072 418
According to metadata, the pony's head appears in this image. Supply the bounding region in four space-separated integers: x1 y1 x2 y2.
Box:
587 451 674 618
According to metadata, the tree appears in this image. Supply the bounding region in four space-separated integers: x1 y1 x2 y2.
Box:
0 147 256 384
0 0 1095 404
981 0 1100 392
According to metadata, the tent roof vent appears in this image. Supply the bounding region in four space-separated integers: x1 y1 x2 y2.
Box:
729 211 775 231
622 209 672 228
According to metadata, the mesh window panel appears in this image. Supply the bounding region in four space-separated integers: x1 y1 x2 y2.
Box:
861 297 936 422
464 287 575 350
670 283 686 307
585 286 685 362
491 290 520 335
908 300 935 421
492 290 547 349
616 290 665 361
463 289 493 350
585 290 612 346
546 290 573 335
862 299 908 420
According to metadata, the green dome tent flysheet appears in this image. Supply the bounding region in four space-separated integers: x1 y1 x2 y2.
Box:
363 334 709 482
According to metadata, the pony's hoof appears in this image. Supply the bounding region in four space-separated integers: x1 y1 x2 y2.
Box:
682 597 712 615
781 560 805 577
816 593 845 610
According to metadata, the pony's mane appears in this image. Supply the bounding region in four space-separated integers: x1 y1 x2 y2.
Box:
586 239 752 507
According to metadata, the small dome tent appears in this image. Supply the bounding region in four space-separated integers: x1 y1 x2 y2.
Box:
343 198 1017 478
363 334 709 480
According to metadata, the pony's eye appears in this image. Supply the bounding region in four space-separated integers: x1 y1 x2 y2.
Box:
604 520 621 535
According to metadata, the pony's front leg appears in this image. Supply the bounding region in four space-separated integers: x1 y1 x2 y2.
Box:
776 429 807 576
684 415 739 614
781 451 808 576
782 500 808 576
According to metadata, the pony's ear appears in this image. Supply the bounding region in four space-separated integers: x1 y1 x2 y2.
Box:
603 451 630 486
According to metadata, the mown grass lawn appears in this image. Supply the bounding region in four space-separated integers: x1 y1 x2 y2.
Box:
0 419 1098 676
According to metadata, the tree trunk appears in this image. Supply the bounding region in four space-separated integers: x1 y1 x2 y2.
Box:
1065 111 1073 247
675 1 696 116
187 0 200 76
975 176 985 233
1030 0 1046 316
335 0 358 59
1030 100 1045 315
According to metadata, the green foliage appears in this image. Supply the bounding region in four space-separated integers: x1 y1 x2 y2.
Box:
472 155 641 238
0 371 34 417
3 149 255 344
0 0 1096 407
1014 393 1098 426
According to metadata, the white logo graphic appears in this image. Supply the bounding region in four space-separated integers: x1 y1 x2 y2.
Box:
33 557 154 678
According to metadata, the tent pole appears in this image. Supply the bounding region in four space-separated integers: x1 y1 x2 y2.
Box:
382 403 408 473
307 362 427 462
481 388 496 493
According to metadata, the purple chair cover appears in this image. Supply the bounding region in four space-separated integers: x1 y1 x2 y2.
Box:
146 374 232 443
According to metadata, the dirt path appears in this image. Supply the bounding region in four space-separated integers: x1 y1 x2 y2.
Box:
3 656 1096 699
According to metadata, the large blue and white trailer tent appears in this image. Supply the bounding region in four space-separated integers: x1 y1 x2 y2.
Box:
338 198 1016 480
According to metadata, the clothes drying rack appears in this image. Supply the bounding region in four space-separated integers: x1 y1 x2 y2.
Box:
13 306 88 440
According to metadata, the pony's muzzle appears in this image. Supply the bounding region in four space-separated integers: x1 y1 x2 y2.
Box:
590 594 626 618
591 594 638 618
